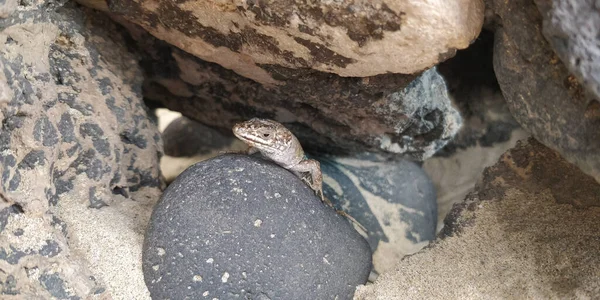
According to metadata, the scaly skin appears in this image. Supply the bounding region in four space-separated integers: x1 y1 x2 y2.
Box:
232 118 367 233
232 118 324 200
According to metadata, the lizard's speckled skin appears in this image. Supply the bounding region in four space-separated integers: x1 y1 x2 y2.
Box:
233 118 324 200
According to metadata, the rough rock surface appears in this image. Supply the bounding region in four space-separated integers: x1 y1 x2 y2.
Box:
143 154 372 300
135 37 462 160
490 0 600 183
92 0 485 84
318 154 437 275
0 0 17 19
0 2 162 299
537 0 600 100
73 2 465 160
355 138 600 299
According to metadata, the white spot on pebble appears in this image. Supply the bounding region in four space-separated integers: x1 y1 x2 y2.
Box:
203 291 209 297
242 272 247 278
254 219 262 227
323 257 331 265
206 258 214 264
221 272 229 283
152 265 159 271
157 248 165 256
274 192 281 198
270 234 275 238
193 275 203 282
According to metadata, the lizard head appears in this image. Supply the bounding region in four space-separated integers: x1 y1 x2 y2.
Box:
232 118 294 153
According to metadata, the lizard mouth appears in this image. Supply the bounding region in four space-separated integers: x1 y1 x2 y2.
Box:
233 128 273 148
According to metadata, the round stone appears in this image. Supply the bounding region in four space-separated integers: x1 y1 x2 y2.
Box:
162 116 235 157
143 154 372 299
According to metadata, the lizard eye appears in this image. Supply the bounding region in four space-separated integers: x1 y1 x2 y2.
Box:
263 133 270 137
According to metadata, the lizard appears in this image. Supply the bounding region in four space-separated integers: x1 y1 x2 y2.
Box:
232 118 366 232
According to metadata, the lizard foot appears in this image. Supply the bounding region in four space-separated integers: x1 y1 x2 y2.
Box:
337 210 367 233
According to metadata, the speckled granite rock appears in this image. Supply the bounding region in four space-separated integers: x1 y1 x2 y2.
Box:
537 0 600 100
489 0 600 183
0 2 162 298
143 154 372 300
355 138 600 299
316 154 437 275
85 0 483 84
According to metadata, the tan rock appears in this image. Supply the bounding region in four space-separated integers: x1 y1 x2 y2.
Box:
356 138 600 299
0 0 18 19
0 4 162 299
98 0 484 85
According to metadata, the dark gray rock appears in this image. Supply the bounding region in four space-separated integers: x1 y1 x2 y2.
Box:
162 116 236 157
143 154 372 300
317 154 437 274
489 0 600 183
536 0 600 100
116 21 462 160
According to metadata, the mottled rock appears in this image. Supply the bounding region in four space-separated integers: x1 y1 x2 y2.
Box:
137 39 461 160
355 138 600 299
0 2 162 299
143 154 372 300
318 154 437 275
0 0 17 19
162 116 236 157
87 0 484 84
537 0 600 99
490 0 600 183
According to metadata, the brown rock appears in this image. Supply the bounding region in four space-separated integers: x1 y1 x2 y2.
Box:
355 138 600 299
490 0 600 183
98 0 484 85
117 23 461 159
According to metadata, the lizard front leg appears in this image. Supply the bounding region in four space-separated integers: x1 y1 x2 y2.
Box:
291 159 324 201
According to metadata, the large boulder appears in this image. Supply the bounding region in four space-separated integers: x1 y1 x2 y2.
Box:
489 0 600 183
0 2 162 298
94 0 484 84
71 0 469 160
143 155 372 299
142 46 462 160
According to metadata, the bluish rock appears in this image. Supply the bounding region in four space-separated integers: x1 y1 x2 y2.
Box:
316 153 437 274
143 154 372 299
